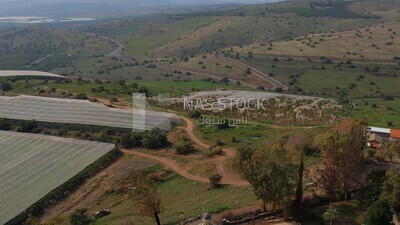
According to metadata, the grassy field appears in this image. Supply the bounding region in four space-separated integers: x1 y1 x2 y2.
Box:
92 170 256 225
85 15 218 58
349 0 400 20
196 120 329 149
236 22 400 61
156 54 273 87
153 14 382 58
347 97 400 128
270 1 378 19
4 78 251 103
233 55 400 97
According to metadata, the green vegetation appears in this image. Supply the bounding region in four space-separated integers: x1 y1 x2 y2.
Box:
237 145 298 212
69 209 92 225
364 199 392 225
142 128 168 149
271 1 379 19
93 172 256 225
174 140 196 155
1 0 400 224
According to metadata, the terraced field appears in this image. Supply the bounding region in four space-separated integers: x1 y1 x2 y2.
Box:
0 131 115 225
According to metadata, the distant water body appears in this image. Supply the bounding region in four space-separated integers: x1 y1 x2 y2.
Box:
0 17 95 24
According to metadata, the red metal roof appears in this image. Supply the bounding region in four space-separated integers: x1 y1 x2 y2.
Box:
391 129 400 139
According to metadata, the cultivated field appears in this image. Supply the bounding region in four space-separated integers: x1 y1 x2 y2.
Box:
0 131 115 225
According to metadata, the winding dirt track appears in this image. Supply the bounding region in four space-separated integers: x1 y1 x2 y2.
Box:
180 117 249 186
121 148 210 183
122 117 249 186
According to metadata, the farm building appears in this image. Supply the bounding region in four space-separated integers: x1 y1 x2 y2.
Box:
367 126 400 149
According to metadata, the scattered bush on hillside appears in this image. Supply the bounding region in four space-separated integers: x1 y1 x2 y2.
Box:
120 132 143 148
18 120 38 133
75 93 88 100
69 208 92 225
143 128 168 149
188 110 201 119
1 81 12 91
217 121 231 130
174 141 196 155
207 145 223 157
209 174 223 189
364 199 393 225
138 86 150 97
0 118 11 130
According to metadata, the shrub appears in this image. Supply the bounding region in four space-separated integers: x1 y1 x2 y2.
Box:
215 140 223 146
120 132 143 148
188 111 201 119
207 145 223 157
138 86 149 96
69 208 92 225
0 118 11 130
143 128 168 149
217 121 230 130
174 141 196 155
1 81 12 91
209 174 222 188
18 120 38 132
364 199 393 225
75 93 88 100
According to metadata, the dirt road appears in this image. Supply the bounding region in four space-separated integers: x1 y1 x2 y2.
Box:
94 97 249 186
120 117 249 186
121 149 210 183
181 117 250 186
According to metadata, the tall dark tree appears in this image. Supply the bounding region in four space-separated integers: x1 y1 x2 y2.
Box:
294 153 304 208
136 182 163 225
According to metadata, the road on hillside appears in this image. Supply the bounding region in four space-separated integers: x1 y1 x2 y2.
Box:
73 30 124 58
155 64 259 89
216 54 288 90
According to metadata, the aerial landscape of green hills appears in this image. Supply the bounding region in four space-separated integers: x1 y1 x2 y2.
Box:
1 0 400 225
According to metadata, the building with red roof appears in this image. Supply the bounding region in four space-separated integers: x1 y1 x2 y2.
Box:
390 129 400 140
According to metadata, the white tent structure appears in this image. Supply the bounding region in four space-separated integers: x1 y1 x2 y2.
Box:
0 95 180 131
0 70 66 79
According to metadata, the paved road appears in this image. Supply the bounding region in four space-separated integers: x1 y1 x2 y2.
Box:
73 30 124 58
217 54 288 90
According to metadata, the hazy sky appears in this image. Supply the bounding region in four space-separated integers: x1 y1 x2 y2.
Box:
0 0 278 3
0 0 282 18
